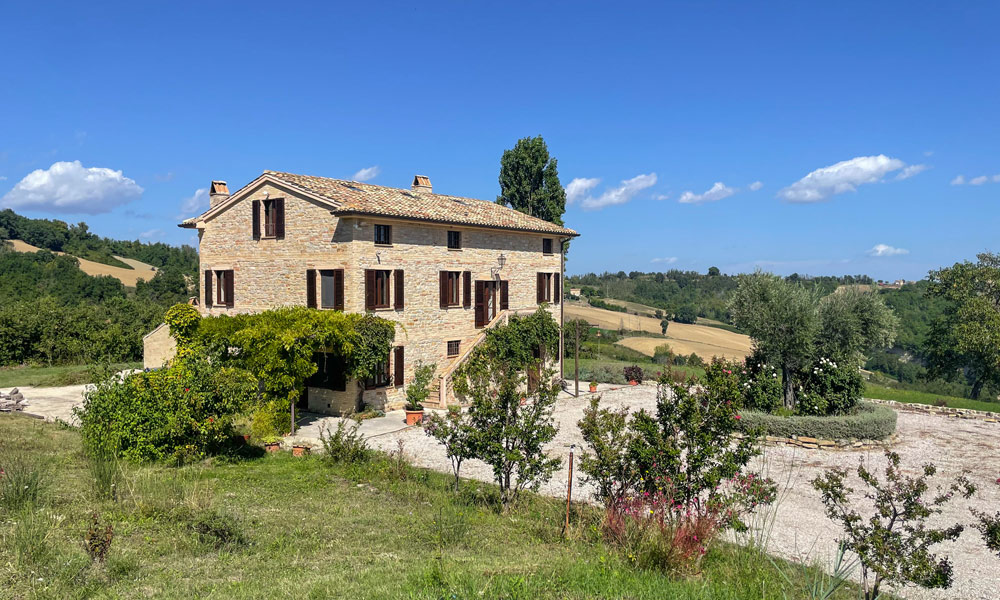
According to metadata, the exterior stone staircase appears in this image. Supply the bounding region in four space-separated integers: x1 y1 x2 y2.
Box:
427 309 512 407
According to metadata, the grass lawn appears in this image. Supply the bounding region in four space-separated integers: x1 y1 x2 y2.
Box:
0 414 864 599
575 357 706 382
0 363 141 388
864 383 1000 413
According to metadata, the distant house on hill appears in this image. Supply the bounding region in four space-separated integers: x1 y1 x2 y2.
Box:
146 171 578 414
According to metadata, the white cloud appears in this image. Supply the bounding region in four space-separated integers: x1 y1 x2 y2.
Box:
678 182 736 205
895 164 929 180
1 160 142 214
652 193 670 201
748 181 763 191
924 150 934 157
580 173 657 210
777 155 906 203
0 176 6 181
179 188 209 217
565 177 601 204
994 175 1000 183
139 229 163 240
352 166 380 182
868 244 909 257
970 175 989 185
651 256 678 264
951 175 966 185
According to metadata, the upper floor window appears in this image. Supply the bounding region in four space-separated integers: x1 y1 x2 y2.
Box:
252 197 284 240
204 269 234 308
447 340 461 357
542 238 553 255
447 230 462 250
536 272 561 304
374 224 392 246
263 199 277 237
365 269 392 309
440 271 462 307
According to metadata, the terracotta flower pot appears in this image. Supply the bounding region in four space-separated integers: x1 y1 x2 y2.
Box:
589 385 598 393
264 442 280 453
292 445 310 457
405 409 424 426
629 380 638 386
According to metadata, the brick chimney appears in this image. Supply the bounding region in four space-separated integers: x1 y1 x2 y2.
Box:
411 175 432 194
209 180 230 208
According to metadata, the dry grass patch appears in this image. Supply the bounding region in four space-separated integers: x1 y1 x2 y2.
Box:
8 239 157 287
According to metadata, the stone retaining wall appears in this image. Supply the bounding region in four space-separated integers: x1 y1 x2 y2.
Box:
868 398 999 423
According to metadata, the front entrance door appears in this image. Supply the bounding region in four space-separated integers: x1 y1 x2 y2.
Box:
474 280 498 328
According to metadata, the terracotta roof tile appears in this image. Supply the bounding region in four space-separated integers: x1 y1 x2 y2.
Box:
263 170 577 236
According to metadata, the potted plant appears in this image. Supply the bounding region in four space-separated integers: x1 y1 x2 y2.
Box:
262 435 281 453
292 444 311 457
589 380 598 393
624 365 644 386
404 362 436 426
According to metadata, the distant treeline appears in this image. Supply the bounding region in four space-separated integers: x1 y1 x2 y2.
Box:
0 210 198 367
0 208 198 273
567 269 873 322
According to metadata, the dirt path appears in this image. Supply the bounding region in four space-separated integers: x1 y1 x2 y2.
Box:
373 384 1000 600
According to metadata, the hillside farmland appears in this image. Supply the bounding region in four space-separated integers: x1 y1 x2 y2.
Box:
564 301 752 361
8 239 157 286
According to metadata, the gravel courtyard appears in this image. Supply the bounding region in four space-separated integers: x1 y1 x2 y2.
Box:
367 384 1000 600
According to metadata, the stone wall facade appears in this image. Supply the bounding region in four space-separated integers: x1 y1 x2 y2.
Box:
142 323 176 369
196 180 566 413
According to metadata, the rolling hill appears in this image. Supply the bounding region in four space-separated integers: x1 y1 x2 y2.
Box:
8 239 158 287
564 301 752 361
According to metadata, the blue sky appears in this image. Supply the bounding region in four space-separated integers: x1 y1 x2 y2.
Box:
1 1 998 281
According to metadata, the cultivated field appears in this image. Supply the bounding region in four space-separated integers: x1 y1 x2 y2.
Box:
9 239 157 287
564 302 752 361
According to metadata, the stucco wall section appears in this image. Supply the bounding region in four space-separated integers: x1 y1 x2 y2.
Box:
197 183 565 413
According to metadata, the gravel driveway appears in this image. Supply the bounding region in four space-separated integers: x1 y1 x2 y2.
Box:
368 384 1000 600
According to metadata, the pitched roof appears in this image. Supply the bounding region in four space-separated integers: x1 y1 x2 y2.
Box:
182 170 578 237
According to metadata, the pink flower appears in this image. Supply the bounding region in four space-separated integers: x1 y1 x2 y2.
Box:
734 414 742 420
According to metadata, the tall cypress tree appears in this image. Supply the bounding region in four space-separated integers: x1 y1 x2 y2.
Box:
496 136 566 227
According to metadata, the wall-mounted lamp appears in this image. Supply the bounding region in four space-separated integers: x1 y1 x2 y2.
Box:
491 253 507 279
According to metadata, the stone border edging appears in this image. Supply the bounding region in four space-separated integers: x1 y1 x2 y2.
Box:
868 398 999 423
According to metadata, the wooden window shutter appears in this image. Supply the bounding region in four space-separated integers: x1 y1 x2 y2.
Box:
365 269 375 310
439 271 448 308
306 269 317 308
334 269 345 311
204 270 213 307
553 273 561 305
393 346 404 388
225 270 235 307
274 198 285 239
252 200 261 240
394 269 404 310
463 271 471 308
500 280 509 310
536 273 545 304
474 280 486 328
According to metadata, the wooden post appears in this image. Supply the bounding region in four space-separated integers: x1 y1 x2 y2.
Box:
290 400 296 436
574 322 580 397
563 446 575 536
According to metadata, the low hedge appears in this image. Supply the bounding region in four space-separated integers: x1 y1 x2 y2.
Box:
737 401 897 441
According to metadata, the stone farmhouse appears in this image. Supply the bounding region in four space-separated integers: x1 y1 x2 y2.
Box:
157 170 578 414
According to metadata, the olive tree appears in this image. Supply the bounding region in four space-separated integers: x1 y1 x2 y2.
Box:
816 288 898 365
729 273 819 409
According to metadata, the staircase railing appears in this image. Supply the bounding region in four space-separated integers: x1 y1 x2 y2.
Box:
437 309 509 406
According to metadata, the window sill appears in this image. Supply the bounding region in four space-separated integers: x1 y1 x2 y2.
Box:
447 247 462 251
374 243 393 248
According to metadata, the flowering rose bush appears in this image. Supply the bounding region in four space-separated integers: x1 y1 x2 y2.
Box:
738 350 782 413
797 356 864 415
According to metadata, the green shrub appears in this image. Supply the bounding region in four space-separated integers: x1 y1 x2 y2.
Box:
319 419 371 463
738 350 782 413
797 357 865 415
250 399 289 442
76 354 258 462
736 402 897 440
